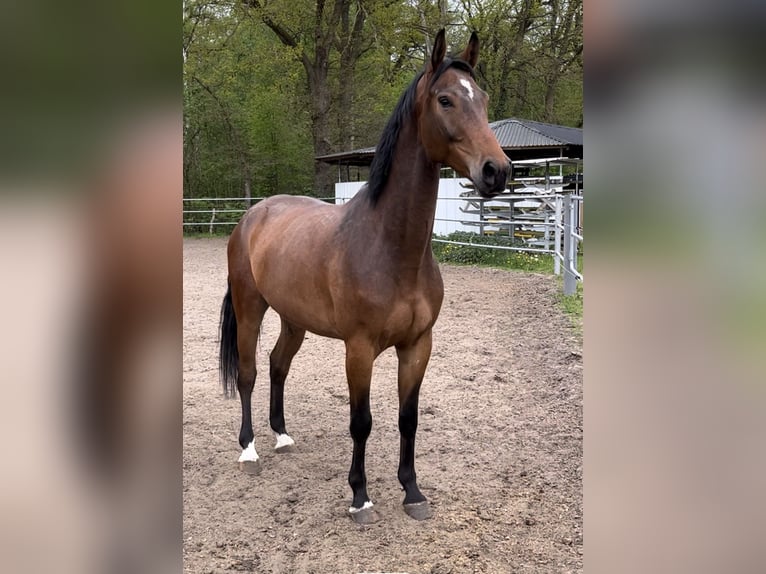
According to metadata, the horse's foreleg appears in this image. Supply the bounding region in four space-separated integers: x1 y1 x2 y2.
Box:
269 319 305 452
344 339 378 524
395 330 433 520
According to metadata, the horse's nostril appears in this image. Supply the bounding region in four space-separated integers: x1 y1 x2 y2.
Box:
482 161 497 180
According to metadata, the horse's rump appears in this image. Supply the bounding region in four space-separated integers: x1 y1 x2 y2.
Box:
229 195 345 338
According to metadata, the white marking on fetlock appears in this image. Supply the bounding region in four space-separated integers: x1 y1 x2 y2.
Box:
348 500 374 514
274 433 295 450
238 441 259 462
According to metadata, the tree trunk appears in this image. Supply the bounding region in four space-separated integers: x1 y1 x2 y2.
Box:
243 172 251 206
337 0 366 153
244 0 347 197
544 74 558 123
307 57 334 196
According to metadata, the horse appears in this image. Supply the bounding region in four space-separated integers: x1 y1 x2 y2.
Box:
218 29 509 524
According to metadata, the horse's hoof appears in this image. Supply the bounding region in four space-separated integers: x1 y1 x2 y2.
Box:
274 434 295 453
239 459 262 475
350 507 381 525
404 501 433 520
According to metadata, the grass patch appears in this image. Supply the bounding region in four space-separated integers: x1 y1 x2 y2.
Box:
183 228 233 238
432 231 554 273
432 232 583 329
557 282 583 332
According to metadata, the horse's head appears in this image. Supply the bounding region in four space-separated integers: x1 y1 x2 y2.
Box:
417 30 510 198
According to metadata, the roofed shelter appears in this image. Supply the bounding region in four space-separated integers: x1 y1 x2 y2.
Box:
316 118 583 181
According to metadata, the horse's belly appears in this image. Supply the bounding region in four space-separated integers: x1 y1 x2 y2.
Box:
272 298 342 339
254 270 341 338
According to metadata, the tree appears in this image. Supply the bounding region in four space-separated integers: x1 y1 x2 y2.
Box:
184 0 314 199
539 0 582 123
458 0 582 125
242 0 371 195
182 0 583 204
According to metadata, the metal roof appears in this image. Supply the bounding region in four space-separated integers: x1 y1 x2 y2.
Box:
316 118 582 165
489 118 583 148
314 146 376 165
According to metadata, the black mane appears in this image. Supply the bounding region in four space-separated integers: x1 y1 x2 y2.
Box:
363 57 475 206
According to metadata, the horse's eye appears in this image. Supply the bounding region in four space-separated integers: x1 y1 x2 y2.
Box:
438 96 452 108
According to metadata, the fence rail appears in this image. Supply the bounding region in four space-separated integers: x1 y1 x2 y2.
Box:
183 193 583 294
181 197 338 228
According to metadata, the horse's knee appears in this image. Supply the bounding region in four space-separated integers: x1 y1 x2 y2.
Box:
349 409 372 441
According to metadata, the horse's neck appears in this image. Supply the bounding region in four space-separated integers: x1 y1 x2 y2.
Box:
373 125 440 268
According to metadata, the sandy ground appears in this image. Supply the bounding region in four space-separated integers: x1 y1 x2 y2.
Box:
183 237 582 574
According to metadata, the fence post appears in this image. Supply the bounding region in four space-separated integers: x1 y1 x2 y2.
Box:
562 193 576 296
209 207 216 235
554 195 562 275
479 199 485 236
507 197 514 238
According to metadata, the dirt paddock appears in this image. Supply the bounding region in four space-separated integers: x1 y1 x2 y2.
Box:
183 237 582 574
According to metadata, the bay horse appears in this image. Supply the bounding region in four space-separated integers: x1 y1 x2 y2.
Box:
219 29 509 524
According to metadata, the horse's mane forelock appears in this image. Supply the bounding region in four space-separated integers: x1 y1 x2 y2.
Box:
364 57 475 206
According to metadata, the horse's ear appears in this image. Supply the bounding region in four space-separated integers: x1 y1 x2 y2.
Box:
430 28 447 72
461 31 480 68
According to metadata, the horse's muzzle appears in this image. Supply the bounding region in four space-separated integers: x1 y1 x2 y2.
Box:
475 159 509 197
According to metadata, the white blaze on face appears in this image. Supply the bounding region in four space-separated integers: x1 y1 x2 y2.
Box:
459 78 475 100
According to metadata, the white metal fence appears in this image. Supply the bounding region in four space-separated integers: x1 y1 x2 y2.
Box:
556 193 583 295
428 193 583 295
183 192 583 294
182 196 337 234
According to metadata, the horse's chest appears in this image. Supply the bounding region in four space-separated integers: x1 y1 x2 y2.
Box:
337 262 443 344
381 285 442 344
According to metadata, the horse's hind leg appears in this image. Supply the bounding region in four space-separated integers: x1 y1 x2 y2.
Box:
269 318 305 452
234 293 269 474
395 330 434 520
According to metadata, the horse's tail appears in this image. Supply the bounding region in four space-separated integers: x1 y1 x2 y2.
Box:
219 280 239 399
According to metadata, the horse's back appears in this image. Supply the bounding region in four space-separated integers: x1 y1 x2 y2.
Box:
230 195 339 255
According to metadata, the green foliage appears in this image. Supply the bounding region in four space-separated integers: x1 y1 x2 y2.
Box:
432 231 554 273
558 281 583 330
433 231 583 328
184 1 314 199
183 0 583 200
460 0 583 125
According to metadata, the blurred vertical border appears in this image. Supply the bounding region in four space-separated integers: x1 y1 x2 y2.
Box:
3 0 765 572
0 1 181 573
586 0 766 572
